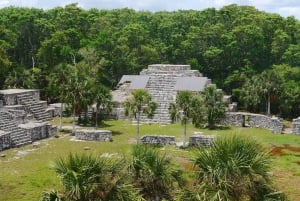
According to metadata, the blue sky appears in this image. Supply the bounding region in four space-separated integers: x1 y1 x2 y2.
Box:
0 0 299 19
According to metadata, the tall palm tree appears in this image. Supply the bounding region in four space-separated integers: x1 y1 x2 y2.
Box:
93 85 112 129
124 89 157 144
42 153 144 201
202 85 226 129
130 145 184 201
193 135 286 201
261 69 282 115
169 91 194 146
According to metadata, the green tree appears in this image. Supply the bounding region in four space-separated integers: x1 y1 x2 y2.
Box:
93 86 112 128
169 91 194 146
130 145 184 201
239 75 264 112
202 85 227 129
124 89 157 144
193 135 286 201
260 69 282 115
47 63 74 130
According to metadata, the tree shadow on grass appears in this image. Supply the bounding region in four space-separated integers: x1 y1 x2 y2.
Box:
208 125 231 130
111 130 123 136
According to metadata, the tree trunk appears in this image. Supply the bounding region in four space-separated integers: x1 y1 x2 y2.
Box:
59 102 63 130
137 111 140 144
183 119 187 147
95 106 98 129
267 94 271 115
72 106 76 135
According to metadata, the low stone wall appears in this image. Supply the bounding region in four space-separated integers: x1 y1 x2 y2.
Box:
47 124 57 137
140 135 175 145
75 130 112 141
19 122 51 141
0 131 10 151
189 132 214 147
222 112 283 134
221 112 244 127
292 117 300 134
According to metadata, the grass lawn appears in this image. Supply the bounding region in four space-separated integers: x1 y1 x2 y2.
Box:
0 118 300 200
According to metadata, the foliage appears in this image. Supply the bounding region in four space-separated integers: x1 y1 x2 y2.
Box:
43 153 144 201
169 91 198 145
130 145 184 201
192 135 287 201
124 89 157 144
169 86 226 130
0 4 300 116
202 85 227 129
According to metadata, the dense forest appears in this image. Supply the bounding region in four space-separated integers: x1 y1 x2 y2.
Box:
0 3 300 118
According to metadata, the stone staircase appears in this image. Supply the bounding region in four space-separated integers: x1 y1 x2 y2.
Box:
17 94 52 122
143 73 178 124
0 111 32 147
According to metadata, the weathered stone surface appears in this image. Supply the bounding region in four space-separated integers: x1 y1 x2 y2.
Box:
75 129 112 141
0 130 10 151
140 135 175 145
221 112 283 134
292 117 300 134
189 132 214 147
0 89 57 151
112 64 212 124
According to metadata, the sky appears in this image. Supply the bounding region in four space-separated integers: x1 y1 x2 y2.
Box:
0 0 299 20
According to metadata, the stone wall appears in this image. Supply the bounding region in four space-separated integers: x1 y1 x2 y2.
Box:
221 112 244 127
222 112 283 134
140 135 175 145
0 131 10 151
292 117 300 134
0 89 39 106
189 132 214 147
19 122 57 141
75 130 112 141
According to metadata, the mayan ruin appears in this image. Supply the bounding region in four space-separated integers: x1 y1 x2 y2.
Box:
0 89 57 150
112 64 212 123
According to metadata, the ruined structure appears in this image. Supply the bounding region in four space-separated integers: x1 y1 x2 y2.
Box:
189 132 215 147
140 135 176 145
222 112 283 134
75 130 112 141
112 64 212 124
292 117 300 134
0 89 57 150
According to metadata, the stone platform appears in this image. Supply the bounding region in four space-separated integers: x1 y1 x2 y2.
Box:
189 132 214 147
75 130 112 141
140 135 175 145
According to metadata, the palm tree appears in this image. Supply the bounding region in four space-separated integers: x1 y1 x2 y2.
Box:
130 145 184 201
124 89 157 144
261 69 282 115
193 135 286 201
47 63 74 131
93 85 112 128
202 85 226 129
169 91 194 146
42 153 144 201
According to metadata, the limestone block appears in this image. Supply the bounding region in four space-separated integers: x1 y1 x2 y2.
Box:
189 133 214 147
140 135 175 145
75 130 112 141
292 117 300 134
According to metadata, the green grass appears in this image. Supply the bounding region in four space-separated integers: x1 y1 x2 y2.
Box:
0 118 300 200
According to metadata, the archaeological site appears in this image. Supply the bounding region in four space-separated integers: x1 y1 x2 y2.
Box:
0 89 57 151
